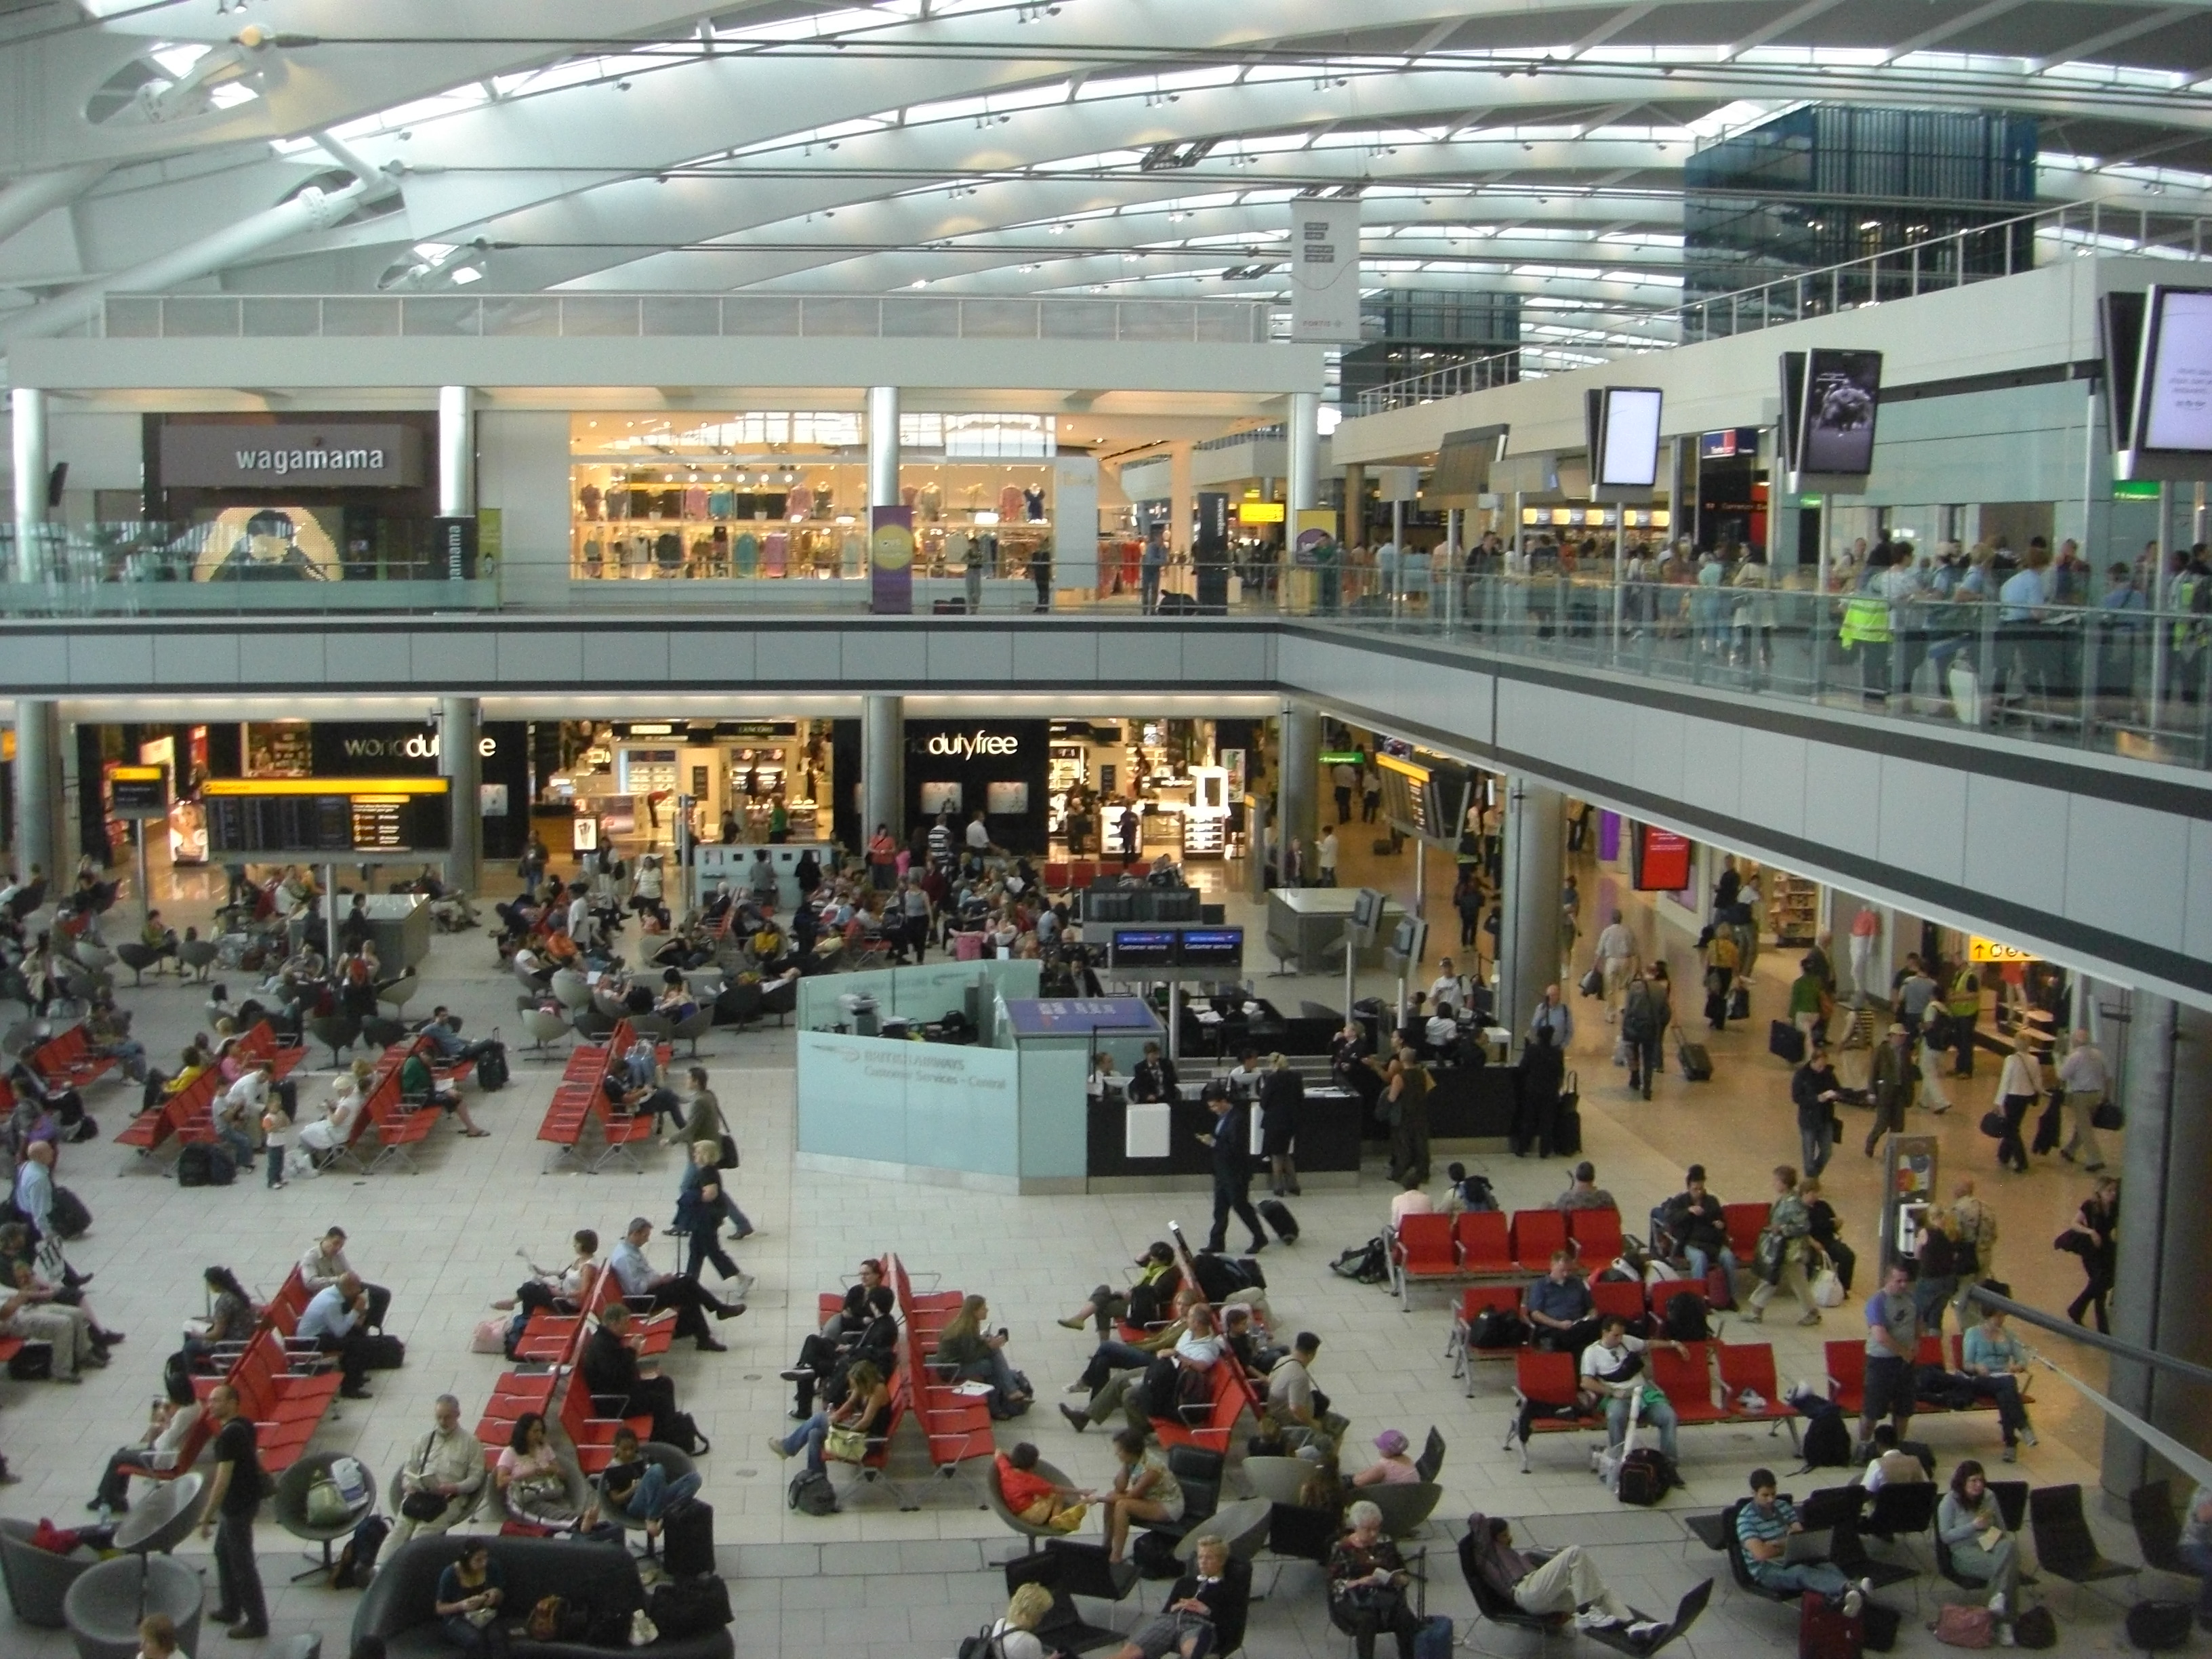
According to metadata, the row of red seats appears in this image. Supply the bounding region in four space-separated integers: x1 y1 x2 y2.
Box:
1510 1340 1797 1471
115 1019 304 1162
537 1019 664 1172
1391 1208 1626 1303
1448 1277 1725 1389
28 1025 115 1094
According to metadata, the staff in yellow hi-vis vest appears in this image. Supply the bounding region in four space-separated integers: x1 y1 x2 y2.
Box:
1838 580 1895 703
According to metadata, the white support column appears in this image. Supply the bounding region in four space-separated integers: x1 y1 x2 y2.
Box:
11 388 46 585
1498 777 1564 1053
437 386 474 518
1287 391 1318 512
441 697 482 896
12 698 57 880
867 386 901 514
863 695 903 854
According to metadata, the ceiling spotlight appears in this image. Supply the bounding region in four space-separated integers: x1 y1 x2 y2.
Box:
909 279 928 288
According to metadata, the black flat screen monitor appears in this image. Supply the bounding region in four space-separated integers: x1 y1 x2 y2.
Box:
1110 929 1179 968
2134 285 2212 457
1178 928 1244 970
1086 889 1136 924
1151 887 1201 923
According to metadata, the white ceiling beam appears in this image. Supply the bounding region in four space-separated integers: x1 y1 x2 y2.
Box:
1879 0 2034 65
2026 5 2196 74
1721 0 1847 61
1568 3 1660 60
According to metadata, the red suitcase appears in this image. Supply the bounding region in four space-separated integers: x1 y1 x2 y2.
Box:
1799 1591 1862 1659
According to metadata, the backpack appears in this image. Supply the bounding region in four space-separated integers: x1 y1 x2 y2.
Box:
1468 1309 1528 1350
957 1628 1007 1659
1615 1448 1675 1507
205 1147 237 1187
2011 1606 2056 1650
331 1513 389 1589
1330 1237 1391 1285
1663 1292 1709 1343
787 1469 838 1515
1799 1408 1853 1470
176 1145 213 1188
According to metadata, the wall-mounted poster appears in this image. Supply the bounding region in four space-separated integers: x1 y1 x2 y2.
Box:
920 781 964 815
189 506 344 582
986 781 1030 815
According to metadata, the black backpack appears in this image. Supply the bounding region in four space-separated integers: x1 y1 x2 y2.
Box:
2127 1601 2193 1652
1662 1292 1709 1343
1330 1237 1390 1285
331 1513 389 1589
956 1628 1007 1659
1798 1407 1853 1470
1468 1309 1528 1349
1616 1448 1675 1506
176 1145 213 1188
476 1046 509 1090
787 1468 838 1516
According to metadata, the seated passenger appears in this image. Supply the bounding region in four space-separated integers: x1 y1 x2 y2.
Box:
1937 1461 2022 1629
594 1426 700 1537
1861 1423 1930 1492
1578 1315 1684 1462
770 1358 892 1477
389 1394 485 1547
1736 1469 1871 1612
1092 1428 1185 1564
996 1441 1086 1534
1351 1429 1420 1488
1465 1513 1662 1639
1389 1173 1434 1228
495 1411 577 1526
1524 1252 1598 1355
785 1282 897 1417
1057 1241 1181 1337
932 1294 1031 1418
1555 1161 1617 1212
1960 1309 2039 1462
90 1365 202 1513
398 1046 488 1136
1111 1533 1244 1659
1328 1500 1423 1659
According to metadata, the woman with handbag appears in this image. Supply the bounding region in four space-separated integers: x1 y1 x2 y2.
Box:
1327 1500 1422 1659
494 1413 575 1528
674 1141 741 1286
1936 1461 2022 1633
935 1295 1033 1419
769 1358 891 1475
1742 1166 1822 1326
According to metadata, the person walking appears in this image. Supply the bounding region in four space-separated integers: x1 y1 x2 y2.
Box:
1592 911 1638 1023
197 1382 269 1640
1316 827 1340 888
1945 959 1983 1078
1140 527 1167 615
1620 966 1670 1101
1863 1023 1914 1159
1793 1040 1843 1180
1199 1088 1267 1256
676 1141 742 1285
2062 1176 2120 1332
2055 1027 2110 1170
1992 1036 2039 1174
1332 759 1357 824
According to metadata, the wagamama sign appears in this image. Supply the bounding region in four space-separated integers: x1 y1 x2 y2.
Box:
159 422 426 488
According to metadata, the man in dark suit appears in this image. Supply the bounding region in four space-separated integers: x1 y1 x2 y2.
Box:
579 1304 682 1445
1200 1086 1267 1256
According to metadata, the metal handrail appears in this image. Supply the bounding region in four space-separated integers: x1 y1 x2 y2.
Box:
1355 197 2212 415
97 291 1273 346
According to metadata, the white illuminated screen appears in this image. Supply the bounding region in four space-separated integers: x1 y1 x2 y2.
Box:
1599 388 1663 487
2142 289 2212 452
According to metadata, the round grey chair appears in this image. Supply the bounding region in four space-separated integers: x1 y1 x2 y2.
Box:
0 1517 102 1627
110 1472 203 1557
670 1005 714 1057
384 1462 486 1540
273 1454 373 1580
495 1445 590 1532
520 1006 571 1060
985 1452 1081 1551
115 942 161 986
62 1553 203 1659
550 970 592 1015
377 972 420 1015
1241 1456 1315 1507
178 938 219 981
1361 1480 1445 1538
1174 1496 1274 1563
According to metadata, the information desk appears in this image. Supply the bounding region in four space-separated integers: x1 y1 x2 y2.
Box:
1084 1082 1363 1192
1336 1057 1521 1147
1264 888 1402 975
1175 993 1339 1059
357 894 431 973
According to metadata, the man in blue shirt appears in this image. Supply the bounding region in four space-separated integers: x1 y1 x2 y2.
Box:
1525 1250 1597 1355
1736 1469 1868 1612
1528 985 1574 1050
295 1273 374 1399
418 1008 504 1069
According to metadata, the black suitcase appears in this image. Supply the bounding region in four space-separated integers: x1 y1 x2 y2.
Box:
649 1575 732 1637
48 1185 91 1239
2126 1601 2193 1651
1728 985 1751 1021
1551 1104 1582 1158
659 1495 716 1578
1769 1020 1807 1065
1257 1198 1298 1244
1678 1042 1713 1082
362 1334 406 1370
176 1145 212 1187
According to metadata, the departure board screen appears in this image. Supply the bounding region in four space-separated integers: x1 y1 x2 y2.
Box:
203 778 451 857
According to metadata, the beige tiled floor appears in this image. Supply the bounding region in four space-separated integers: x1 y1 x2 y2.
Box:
0 844 2160 1658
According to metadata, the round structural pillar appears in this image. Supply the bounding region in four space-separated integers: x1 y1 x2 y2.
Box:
12 697 58 881
867 386 900 512
862 695 903 853
1498 777 1564 1050
441 696 482 896
11 387 47 585
1277 701 1319 885
2102 993 2212 1500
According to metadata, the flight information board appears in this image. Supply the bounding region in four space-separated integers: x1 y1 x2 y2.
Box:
203 777 451 858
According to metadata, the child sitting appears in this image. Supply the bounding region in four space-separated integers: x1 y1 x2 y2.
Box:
996 1442 1086 1533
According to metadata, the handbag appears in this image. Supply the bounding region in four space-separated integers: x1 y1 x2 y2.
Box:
1811 1267 1845 1308
1978 1110 2008 1140
400 1488 449 1522
824 1424 871 1463
1932 1603 1994 1647
2091 1099 2124 1131
719 1133 739 1167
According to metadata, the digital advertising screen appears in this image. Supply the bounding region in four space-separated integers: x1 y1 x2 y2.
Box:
1597 387 1663 488
1633 825 1693 892
1798 348 1883 476
2135 286 2212 454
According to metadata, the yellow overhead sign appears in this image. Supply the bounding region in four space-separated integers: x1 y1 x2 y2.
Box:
204 777 451 796
1968 937 2038 964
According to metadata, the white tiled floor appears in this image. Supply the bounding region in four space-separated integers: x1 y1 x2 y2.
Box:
0 851 2164 1658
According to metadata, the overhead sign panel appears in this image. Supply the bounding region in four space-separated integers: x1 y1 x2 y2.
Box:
1288 198 1363 344
159 423 425 489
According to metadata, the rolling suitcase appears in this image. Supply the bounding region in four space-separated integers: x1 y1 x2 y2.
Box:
1729 984 1752 1022
1257 1198 1299 1244
1769 1020 1807 1064
659 1495 716 1578
1798 1589 1862 1659
1677 1041 1713 1082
